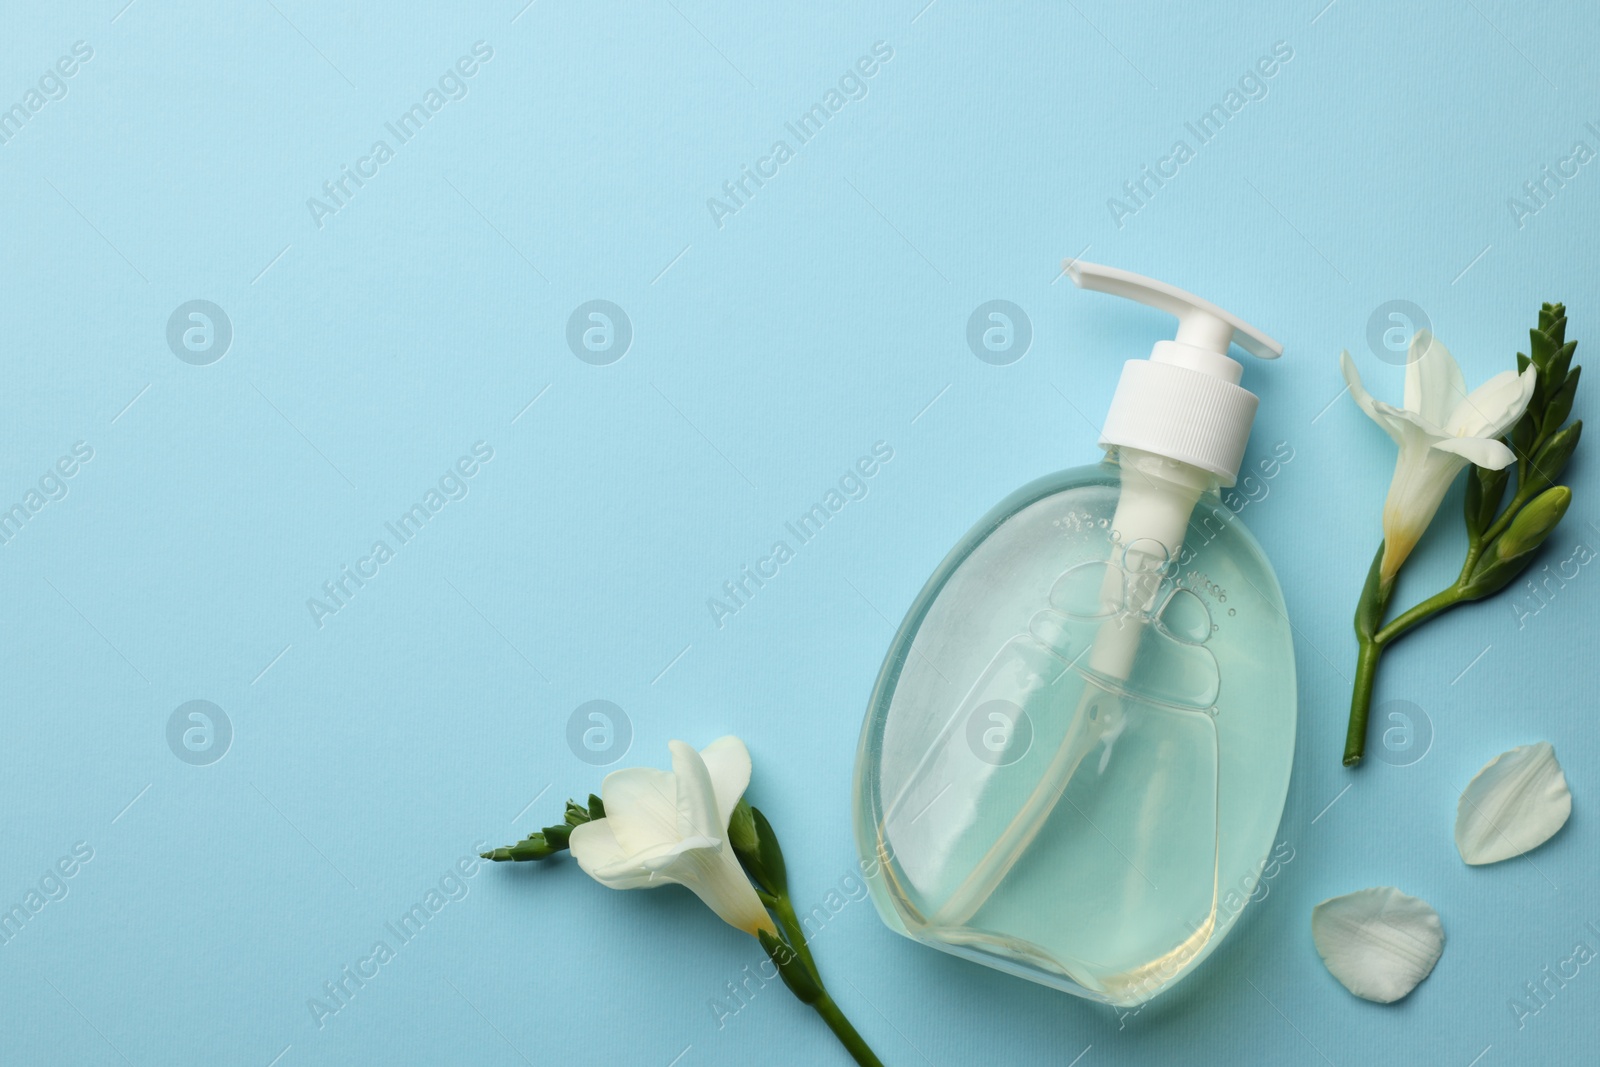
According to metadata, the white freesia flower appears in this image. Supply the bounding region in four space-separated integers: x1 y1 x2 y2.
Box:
568 736 776 937
1342 331 1537 583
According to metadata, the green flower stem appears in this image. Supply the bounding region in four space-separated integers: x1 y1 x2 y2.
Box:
813 993 884 1067
772 894 822 982
1345 580 1473 765
1346 579 1475 765
761 890 882 1067
1477 483 1535 550
1371 585 1469 647
1343 546 1394 767
1343 637 1383 767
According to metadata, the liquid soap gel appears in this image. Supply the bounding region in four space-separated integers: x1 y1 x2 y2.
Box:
853 262 1296 1006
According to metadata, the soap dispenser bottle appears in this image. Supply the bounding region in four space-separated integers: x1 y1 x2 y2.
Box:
853 262 1296 1006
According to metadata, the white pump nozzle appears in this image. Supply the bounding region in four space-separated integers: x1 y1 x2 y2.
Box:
1066 260 1282 486
1067 260 1281 362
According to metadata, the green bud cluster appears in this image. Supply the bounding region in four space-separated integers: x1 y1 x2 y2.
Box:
1462 303 1583 602
481 794 605 862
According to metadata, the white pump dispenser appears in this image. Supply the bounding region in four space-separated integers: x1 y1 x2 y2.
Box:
1069 259 1282 485
853 259 1297 1006
1067 261 1283 681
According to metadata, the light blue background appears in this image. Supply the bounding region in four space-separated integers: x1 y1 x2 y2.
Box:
2 1 1595 1064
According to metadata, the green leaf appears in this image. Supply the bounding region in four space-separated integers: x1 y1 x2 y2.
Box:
759 929 823 1004
588 793 606 821
541 822 572 850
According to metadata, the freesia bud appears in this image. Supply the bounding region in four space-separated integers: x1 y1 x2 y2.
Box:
1523 421 1583 497
727 798 759 857
1464 485 1572 598
1495 485 1571 561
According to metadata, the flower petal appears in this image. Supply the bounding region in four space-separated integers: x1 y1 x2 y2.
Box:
601 766 681 855
635 835 720 873
569 819 658 889
669 740 723 841
665 840 777 936
1312 887 1445 1003
1446 367 1537 440
1379 443 1467 581
698 736 753 827
1455 742 1572 865
1405 331 1467 426
1431 435 1517 469
1342 352 1441 446
1342 352 1403 446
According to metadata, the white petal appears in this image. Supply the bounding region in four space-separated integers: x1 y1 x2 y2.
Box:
1405 331 1467 426
698 736 753 826
569 819 657 889
1455 742 1572 865
1431 436 1517 469
663 842 776 936
1379 443 1466 580
1343 352 1405 447
601 766 681 855
1341 352 1441 446
1446 367 1537 440
1312 887 1445 1003
669 740 722 841
636 835 720 874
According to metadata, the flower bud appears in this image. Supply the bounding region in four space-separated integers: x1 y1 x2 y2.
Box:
1524 421 1582 496
1496 485 1571 561
1465 485 1572 599
482 831 560 862
727 798 759 857
1543 366 1581 436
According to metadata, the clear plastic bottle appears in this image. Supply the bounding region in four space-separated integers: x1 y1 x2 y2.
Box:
852 264 1297 1005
